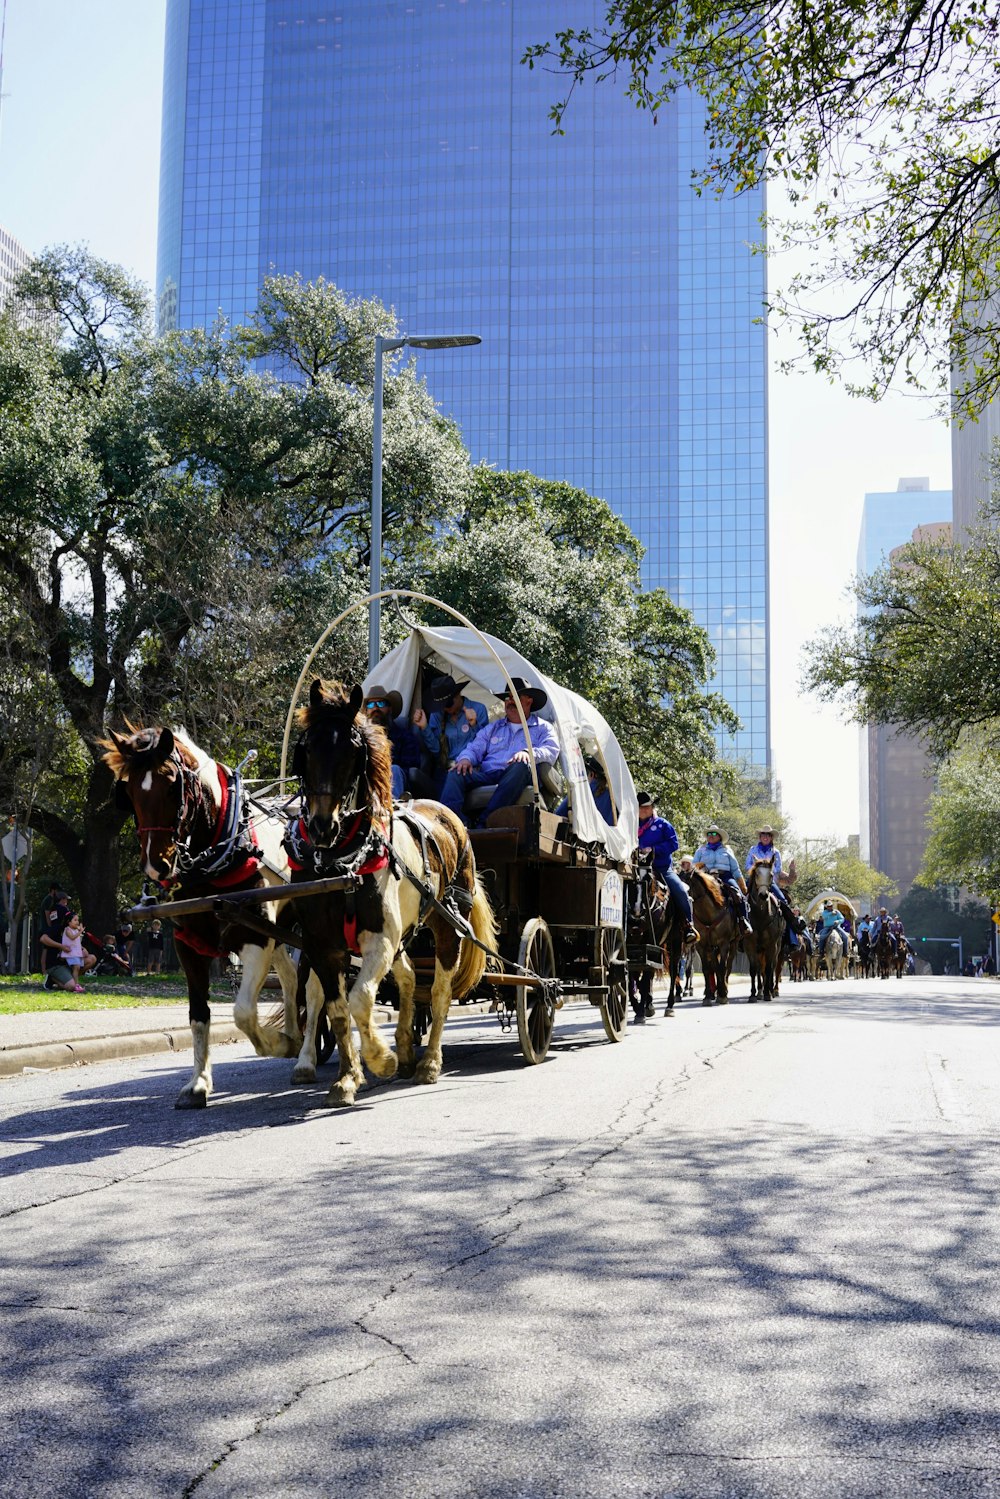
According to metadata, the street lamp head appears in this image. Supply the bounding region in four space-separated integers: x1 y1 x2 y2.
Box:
405 334 481 349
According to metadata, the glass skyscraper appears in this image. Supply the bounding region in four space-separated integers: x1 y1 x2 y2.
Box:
158 0 770 767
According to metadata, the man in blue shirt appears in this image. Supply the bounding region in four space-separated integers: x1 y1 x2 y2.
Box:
440 677 560 826
637 792 698 945
411 674 489 789
364 685 423 800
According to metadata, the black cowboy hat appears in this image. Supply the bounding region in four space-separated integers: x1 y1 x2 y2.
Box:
584 756 607 782
363 684 403 719
493 675 548 711
636 790 654 807
429 673 469 704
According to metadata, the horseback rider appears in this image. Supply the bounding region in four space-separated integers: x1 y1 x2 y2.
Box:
816 900 845 957
871 906 895 952
692 825 753 936
744 826 805 946
636 793 699 946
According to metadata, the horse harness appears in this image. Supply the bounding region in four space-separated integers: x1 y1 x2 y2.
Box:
284 797 476 957
131 755 265 959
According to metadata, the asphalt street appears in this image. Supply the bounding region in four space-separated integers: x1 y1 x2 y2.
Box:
2 976 999 1498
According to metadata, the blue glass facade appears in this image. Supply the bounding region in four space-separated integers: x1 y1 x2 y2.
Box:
157 0 770 767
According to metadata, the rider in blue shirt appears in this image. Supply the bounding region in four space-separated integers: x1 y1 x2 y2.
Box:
744 826 805 945
636 792 698 945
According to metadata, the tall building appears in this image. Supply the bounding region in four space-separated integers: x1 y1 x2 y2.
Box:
951 399 1000 540
157 0 770 767
0 225 32 317
857 478 951 899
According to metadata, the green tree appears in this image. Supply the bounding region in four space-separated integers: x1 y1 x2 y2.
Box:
895 884 992 973
920 738 1000 900
526 2 1000 414
0 251 469 930
417 468 739 823
803 511 1000 760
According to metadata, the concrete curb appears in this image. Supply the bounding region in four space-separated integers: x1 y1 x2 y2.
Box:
0 1022 248 1078
0 987 739 1079
0 1000 501 1079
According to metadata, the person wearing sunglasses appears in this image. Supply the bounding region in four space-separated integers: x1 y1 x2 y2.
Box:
439 675 559 826
363 685 422 800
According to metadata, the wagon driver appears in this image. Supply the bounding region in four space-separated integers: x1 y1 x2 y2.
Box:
440 676 560 826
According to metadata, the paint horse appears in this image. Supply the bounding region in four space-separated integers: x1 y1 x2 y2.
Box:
744 855 784 1001
102 725 313 1108
688 868 741 1004
821 925 846 980
287 679 496 1107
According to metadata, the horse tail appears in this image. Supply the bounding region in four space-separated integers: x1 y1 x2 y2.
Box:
451 874 498 1001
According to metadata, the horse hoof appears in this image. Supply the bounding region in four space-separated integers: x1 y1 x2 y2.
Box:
663 1007 675 1018
367 1052 399 1081
396 1060 417 1080
291 1065 316 1085
175 1090 207 1110
747 996 758 1004
701 999 713 1007
326 1086 356 1108
716 996 729 1005
414 1060 441 1085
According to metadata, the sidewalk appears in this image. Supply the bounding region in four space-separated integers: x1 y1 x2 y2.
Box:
0 975 751 1079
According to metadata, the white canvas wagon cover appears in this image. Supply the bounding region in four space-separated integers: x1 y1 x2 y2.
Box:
367 624 638 863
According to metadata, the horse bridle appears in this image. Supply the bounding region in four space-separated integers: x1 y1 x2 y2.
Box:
287 723 372 870
130 752 210 879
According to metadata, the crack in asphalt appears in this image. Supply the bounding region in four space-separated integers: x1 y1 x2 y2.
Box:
0 1141 214 1220
179 1356 389 1498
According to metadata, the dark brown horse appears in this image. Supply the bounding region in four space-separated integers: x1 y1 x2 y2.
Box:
630 876 691 1019
101 724 305 1108
289 679 496 1107
688 868 741 1004
744 855 784 1002
874 926 895 979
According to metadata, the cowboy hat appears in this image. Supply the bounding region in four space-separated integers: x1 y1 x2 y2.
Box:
363 684 403 719
429 673 469 704
705 823 723 835
636 790 654 807
493 675 548 711
757 825 775 836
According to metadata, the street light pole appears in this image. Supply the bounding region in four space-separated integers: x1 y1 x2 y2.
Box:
369 332 481 674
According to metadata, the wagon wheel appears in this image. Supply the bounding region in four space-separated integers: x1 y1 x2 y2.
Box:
516 917 556 1065
315 1008 337 1066
599 927 630 1043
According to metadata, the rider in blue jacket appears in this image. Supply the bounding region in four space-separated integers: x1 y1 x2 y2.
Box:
692 824 753 935
744 826 805 945
636 792 698 945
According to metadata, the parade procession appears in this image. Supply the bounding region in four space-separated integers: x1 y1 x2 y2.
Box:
7 1 1000 1494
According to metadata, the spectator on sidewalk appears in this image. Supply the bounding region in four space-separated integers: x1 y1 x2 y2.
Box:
146 919 165 974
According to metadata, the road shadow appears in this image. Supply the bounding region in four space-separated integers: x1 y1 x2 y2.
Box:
3 1115 1000 1498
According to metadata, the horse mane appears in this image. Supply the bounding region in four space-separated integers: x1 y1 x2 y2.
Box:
692 868 724 907
98 722 221 804
295 679 393 817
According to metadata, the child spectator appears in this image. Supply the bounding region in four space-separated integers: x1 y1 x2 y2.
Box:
59 912 95 990
146 919 164 974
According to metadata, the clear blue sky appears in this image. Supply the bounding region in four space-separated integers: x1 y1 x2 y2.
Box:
0 0 952 845
1 0 165 289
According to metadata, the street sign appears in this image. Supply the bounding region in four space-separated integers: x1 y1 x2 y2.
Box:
1 828 29 864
